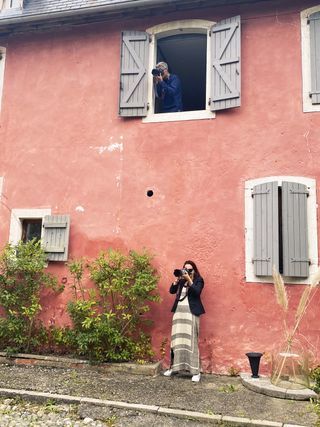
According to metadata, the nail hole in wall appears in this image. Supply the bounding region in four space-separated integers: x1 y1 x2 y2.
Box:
147 190 154 197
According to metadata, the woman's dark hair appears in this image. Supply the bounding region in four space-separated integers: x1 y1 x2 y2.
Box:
183 260 201 279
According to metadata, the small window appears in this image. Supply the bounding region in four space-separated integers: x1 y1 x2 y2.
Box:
245 177 318 284
9 209 71 262
0 0 23 11
21 219 42 243
301 5 320 112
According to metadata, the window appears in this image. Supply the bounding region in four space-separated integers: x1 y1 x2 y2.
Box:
119 17 241 122
0 47 6 111
245 177 318 284
9 209 71 261
21 219 42 243
0 0 23 11
301 5 320 112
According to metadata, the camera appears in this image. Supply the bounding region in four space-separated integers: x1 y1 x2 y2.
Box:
152 68 163 76
173 268 188 277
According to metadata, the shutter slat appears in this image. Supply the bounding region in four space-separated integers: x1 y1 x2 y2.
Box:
282 182 309 278
211 15 241 111
119 31 149 117
43 215 70 262
310 12 320 104
253 182 279 276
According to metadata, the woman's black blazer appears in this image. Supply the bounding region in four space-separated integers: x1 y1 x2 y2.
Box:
169 276 205 316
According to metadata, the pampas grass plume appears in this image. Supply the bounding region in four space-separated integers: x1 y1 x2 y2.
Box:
272 266 288 311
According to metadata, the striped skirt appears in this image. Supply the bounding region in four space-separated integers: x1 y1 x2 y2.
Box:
170 290 200 375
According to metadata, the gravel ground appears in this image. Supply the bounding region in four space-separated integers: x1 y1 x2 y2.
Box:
0 365 317 426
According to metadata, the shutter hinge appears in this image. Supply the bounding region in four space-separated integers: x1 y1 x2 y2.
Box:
147 102 150 111
307 18 310 25
252 258 271 262
208 98 211 106
251 190 270 197
209 30 211 37
289 189 309 197
290 258 311 264
148 33 152 43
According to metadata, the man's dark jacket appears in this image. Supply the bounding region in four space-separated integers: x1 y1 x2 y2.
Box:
169 276 205 316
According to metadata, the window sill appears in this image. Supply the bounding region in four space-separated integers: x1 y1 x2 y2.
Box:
142 109 215 123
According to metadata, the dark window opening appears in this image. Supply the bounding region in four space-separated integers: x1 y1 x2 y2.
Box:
278 187 283 274
156 33 207 113
21 219 42 243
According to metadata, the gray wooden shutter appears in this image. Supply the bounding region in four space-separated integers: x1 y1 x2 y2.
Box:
282 182 309 278
309 12 320 104
252 182 279 276
119 31 149 117
42 215 70 262
210 15 241 111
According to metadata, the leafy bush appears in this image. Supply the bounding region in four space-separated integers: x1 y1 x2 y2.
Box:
311 366 320 393
64 249 160 362
0 240 61 353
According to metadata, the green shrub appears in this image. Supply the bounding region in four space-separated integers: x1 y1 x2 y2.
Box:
0 240 61 353
311 366 320 393
65 249 160 362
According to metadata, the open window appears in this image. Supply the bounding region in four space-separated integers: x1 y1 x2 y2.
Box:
245 177 318 284
301 5 320 112
119 17 241 122
9 209 70 261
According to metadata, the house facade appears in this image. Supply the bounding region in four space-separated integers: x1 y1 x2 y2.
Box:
0 0 319 373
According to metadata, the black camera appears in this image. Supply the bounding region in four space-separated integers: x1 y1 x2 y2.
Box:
152 68 163 76
173 269 188 277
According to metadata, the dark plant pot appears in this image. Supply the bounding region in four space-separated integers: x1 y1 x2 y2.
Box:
246 352 263 378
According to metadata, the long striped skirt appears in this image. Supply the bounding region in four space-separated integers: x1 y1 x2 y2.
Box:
170 292 200 375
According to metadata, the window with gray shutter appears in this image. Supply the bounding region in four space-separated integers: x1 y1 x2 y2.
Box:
119 31 149 117
252 181 310 278
210 15 241 111
42 215 70 262
252 182 279 276
309 11 320 104
282 182 309 278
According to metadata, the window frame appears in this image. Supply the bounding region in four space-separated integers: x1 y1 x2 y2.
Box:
9 208 51 246
244 176 318 284
143 20 216 123
301 5 320 113
0 47 6 112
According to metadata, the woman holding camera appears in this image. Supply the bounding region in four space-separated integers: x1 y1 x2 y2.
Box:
164 260 205 382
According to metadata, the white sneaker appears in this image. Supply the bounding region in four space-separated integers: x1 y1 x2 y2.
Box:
191 373 201 382
163 369 173 377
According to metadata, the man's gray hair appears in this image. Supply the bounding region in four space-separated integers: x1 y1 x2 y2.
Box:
156 62 168 70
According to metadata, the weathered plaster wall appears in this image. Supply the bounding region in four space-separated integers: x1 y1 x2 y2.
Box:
0 0 319 373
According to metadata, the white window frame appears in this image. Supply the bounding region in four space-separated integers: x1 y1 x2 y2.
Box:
245 176 318 284
143 20 215 123
0 47 6 111
9 208 51 246
0 0 22 11
301 5 320 113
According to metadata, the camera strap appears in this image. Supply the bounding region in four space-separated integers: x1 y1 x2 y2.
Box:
178 283 188 302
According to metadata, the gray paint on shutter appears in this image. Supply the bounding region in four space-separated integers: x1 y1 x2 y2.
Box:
252 182 279 276
210 15 241 111
43 215 70 262
119 31 149 117
309 12 320 104
282 182 309 278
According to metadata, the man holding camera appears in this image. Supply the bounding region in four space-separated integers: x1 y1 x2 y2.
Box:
153 62 183 113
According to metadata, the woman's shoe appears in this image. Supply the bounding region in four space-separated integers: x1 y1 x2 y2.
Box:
191 373 201 382
163 369 173 377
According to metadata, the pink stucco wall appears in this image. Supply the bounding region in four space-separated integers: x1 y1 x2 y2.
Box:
0 0 319 373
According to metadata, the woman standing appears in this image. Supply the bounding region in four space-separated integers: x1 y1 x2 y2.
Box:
164 260 205 382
